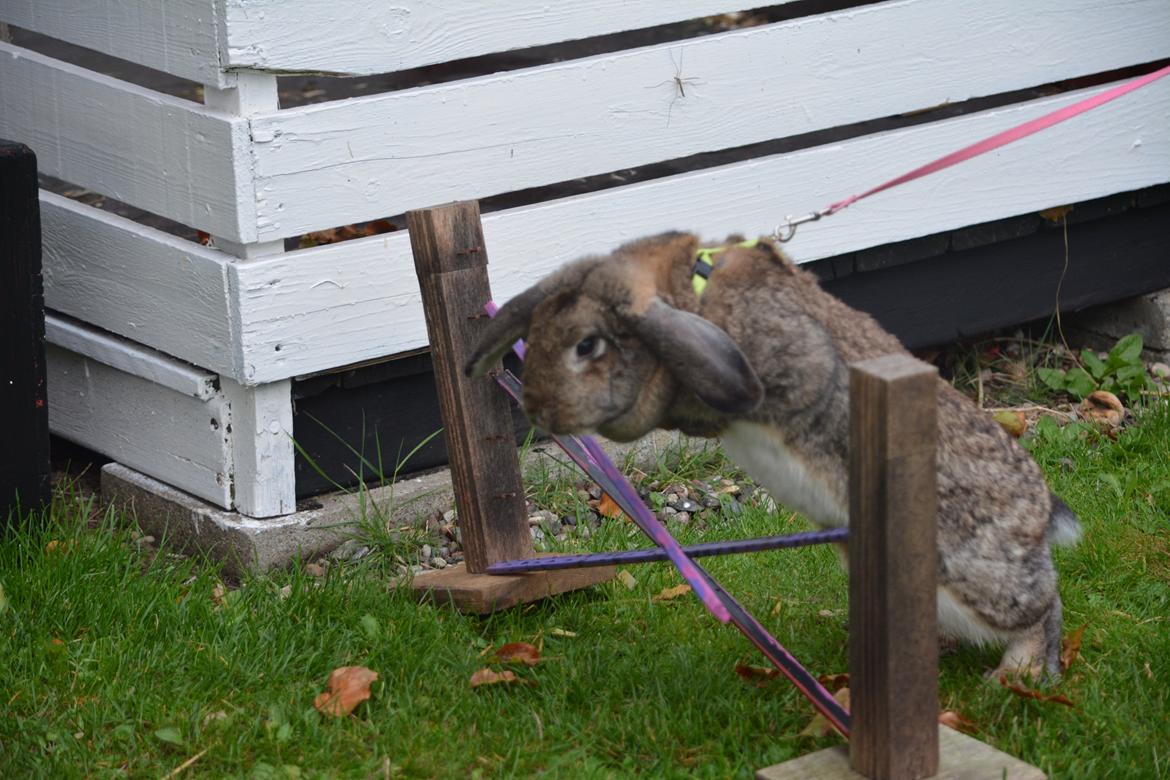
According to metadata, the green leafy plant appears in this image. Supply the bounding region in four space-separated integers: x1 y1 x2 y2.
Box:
1037 334 1153 403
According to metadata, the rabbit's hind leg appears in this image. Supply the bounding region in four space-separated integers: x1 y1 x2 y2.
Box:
986 596 1064 683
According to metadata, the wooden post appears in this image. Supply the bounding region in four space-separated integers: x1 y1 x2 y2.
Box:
1 140 51 524
848 355 939 780
405 201 613 612
757 354 1045 779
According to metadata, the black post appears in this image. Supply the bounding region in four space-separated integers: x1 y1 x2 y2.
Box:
1 140 51 525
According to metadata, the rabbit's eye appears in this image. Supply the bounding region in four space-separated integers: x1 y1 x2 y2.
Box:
575 336 605 359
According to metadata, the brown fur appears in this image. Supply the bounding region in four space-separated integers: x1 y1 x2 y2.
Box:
467 232 1081 679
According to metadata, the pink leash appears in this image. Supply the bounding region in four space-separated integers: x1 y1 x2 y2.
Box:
775 63 1170 241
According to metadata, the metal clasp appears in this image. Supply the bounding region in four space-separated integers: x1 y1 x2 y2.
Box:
772 209 830 243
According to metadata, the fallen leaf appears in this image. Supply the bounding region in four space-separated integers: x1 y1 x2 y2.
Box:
817 609 836 619
550 628 577 638
938 710 977 734
1039 205 1073 222
314 666 379 716
992 410 1028 438
735 664 780 687
998 675 1074 707
654 584 692 602
597 492 625 519
1061 623 1087 672
1144 662 1154 680
493 642 541 667
304 562 326 578
469 668 521 688
770 599 783 617
799 688 850 738
45 539 76 554
617 570 637 590
1080 390 1125 429
210 582 227 607
816 673 850 692
278 585 292 600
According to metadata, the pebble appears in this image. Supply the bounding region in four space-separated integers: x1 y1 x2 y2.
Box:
561 515 576 526
576 489 592 503
531 527 545 541
674 512 691 525
442 509 457 523
701 496 721 509
578 525 591 539
588 485 603 500
431 556 447 569
679 500 700 513
1152 362 1170 379
421 544 432 560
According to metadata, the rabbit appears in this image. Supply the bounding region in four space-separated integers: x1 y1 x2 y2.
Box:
466 231 1081 680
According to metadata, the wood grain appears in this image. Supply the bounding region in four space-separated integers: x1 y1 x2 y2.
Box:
407 202 532 572
231 77 1170 381
848 355 939 780
247 0 1170 239
411 559 616 614
0 0 229 86
0 42 250 241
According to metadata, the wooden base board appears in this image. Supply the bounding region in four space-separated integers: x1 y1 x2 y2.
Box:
411 559 616 614
756 726 1045 780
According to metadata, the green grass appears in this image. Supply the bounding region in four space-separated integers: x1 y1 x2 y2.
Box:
2 406 1168 778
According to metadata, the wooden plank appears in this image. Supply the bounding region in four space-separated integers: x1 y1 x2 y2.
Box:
0 139 50 518
39 192 241 380
44 315 219 401
233 77 1170 381
222 0 773 76
248 0 1170 239
412 559 617 615
406 202 532 572
848 355 939 779
46 343 233 509
0 42 252 241
221 378 296 518
756 725 1046 779
0 0 228 87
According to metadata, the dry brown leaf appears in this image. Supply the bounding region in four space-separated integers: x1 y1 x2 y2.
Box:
998 675 1074 707
45 539 76 554
798 688 850 738
992 410 1028 438
314 666 378 716
469 668 521 688
492 642 541 667
597 493 625 519
938 709 977 734
1080 391 1125 429
816 673 850 692
1039 205 1074 222
304 562 326 578
1061 623 1087 672
654 584 692 602
735 664 780 687
769 599 783 617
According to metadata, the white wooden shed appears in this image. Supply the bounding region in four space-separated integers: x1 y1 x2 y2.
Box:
1 1 1168 525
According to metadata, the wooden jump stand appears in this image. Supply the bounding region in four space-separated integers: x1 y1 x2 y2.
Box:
405 201 1043 779
405 202 615 613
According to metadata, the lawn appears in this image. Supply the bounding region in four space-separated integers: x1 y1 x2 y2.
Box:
2 385 1168 778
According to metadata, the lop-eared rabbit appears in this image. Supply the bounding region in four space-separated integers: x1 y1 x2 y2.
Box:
467 232 1080 679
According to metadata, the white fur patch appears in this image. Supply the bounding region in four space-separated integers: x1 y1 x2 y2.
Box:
719 421 846 526
937 587 1006 646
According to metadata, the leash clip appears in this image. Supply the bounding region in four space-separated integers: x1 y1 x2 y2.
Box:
772 209 830 243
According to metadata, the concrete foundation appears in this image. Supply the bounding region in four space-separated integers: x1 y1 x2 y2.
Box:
1066 287 1170 360
101 431 688 576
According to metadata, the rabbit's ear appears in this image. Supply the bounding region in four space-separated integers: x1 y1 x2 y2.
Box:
626 298 763 414
463 283 547 377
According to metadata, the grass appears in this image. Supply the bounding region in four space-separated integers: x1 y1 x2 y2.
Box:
2 408 1168 778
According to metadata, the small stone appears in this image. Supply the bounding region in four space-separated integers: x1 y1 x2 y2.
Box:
442 509 457 523
648 480 661 490
679 500 699 513
528 514 543 526
702 496 721 508
304 562 326 577
761 496 778 513
531 527 545 541
421 544 432 560
576 489 591 503
1151 362 1170 379
578 525 591 539
330 539 363 560
541 516 561 536
561 515 576 526
674 512 691 524
431 556 447 569
588 485 602 501
439 545 450 559
411 565 424 574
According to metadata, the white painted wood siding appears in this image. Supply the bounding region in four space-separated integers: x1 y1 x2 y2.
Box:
247 0 1170 240
40 193 241 380
231 78 1170 381
222 1 771 76
0 0 228 86
46 342 233 508
0 42 253 241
